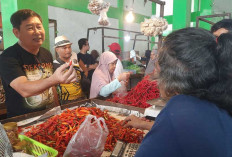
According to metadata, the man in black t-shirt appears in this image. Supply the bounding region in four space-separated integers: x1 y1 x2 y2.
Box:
78 38 98 98
0 9 77 118
77 38 98 81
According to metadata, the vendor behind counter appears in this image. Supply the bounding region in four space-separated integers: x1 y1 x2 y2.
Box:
0 9 77 118
90 51 130 99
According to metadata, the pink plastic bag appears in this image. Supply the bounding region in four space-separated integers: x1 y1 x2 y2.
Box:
63 115 109 157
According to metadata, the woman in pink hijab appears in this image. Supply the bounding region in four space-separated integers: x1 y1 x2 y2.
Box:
90 51 130 99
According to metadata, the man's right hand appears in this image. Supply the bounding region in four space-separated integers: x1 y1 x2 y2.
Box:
52 63 77 84
9 63 77 98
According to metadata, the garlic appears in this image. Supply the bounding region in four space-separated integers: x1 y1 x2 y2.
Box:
88 0 110 15
141 17 168 37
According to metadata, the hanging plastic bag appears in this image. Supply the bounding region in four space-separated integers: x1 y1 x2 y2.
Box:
63 115 109 157
140 16 168 37
114 80 128 97
88 0 110 15
98 5 110 26
88 0 103 15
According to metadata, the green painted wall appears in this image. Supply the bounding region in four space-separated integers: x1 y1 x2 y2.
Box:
151 2 156 49
117 0 124 51
1 0 50 49
48 0 90 15
198 0 213 29
173 0 192 30
18 0 49 49
194 0 199 12
1 0 18 48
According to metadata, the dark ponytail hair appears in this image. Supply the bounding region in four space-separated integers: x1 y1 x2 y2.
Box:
207 33 232 115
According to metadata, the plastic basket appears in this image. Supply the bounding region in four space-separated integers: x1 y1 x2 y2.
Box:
18 134 58 157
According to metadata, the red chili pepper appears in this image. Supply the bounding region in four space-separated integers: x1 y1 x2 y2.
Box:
108 78 160 108
69 60 72 66
24 107 144 156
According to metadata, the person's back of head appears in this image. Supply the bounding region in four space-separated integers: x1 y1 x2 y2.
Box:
158 27 217 99
78 38 88 50
211 19 232 34
216 32 232 68
91 49 99 60
145 50 151 58
208 32 232 115
10 9 42 30
108 43 121 54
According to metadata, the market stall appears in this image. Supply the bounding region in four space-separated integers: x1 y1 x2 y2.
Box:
1 98 149 157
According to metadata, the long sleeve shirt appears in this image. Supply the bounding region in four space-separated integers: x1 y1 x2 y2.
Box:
99 79 121 97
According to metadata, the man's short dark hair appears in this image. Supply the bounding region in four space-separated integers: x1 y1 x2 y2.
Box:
78 38 88 50
10 9 42 30
211 19 232 33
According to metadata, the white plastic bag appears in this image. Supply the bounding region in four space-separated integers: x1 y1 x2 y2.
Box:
63 115 109 157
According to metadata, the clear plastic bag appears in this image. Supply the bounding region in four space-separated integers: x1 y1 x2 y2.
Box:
98 5 110 26
114 81 128 97
63 115 109 157
88 0 104 15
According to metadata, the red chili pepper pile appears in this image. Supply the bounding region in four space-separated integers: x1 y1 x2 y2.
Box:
107 77 160 108
24 107 144 156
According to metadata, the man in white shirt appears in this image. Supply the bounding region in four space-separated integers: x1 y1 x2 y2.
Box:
108 42 124 78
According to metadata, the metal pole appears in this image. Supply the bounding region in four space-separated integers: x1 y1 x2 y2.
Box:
87 28 90 40
196 17 200 28
147 36 150 50
133 34 137 50
158 3 165 49
196 13 232 28
199 18 215 25
149 0 165 5
102 28 105 53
